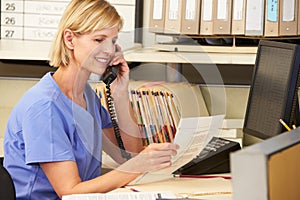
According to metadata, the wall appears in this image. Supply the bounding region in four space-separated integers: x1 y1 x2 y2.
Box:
0 0 252 156
0 77 250 156
0 78 38 156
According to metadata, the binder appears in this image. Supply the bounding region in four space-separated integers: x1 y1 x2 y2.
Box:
264 0 279 36
231 0 246 35
200 0 215 35
279 0 298 36
213 0 232 35
181 0 201 35
245 0 265 36
164 0 183 34
149 0 166 33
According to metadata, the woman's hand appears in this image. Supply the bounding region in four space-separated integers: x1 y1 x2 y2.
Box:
117 143 180 174
109 44 130 93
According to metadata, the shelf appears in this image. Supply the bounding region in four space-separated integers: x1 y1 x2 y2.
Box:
0 40 51 60
124 45 257 65
0 40 140 61
0 40 258 65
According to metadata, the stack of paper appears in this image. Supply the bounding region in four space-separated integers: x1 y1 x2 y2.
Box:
62 191 176 200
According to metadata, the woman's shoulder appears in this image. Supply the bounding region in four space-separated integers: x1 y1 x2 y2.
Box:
16 72 68 111
24 73 59 101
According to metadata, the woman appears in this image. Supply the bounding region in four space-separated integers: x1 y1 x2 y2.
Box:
3 0 179 199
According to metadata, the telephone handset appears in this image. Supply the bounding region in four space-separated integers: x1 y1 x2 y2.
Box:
102 64 132 160
102 64 119 85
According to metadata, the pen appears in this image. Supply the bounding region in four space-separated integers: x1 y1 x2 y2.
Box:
129 188 140 192
173 174 231 180
279 119 291 131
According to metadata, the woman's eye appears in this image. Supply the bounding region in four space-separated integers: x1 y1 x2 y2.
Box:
95 39 103 43
112 40 117 44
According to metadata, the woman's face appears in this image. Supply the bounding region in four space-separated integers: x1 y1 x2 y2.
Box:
71 26 119 75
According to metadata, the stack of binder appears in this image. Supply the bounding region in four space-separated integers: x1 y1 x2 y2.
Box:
148 0 300 37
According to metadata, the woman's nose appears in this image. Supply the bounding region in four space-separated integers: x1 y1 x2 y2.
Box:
102 40 115 55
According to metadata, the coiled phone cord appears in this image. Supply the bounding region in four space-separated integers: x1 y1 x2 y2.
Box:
105 84 132 160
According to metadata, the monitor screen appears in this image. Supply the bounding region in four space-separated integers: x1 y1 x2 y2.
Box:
243 40 300 139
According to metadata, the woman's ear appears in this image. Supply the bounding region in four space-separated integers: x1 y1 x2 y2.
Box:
63 29 74 50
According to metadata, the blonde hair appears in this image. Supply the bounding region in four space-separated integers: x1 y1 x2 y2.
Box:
49 0 123 67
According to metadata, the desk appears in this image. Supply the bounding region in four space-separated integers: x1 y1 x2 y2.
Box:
114 176 233 200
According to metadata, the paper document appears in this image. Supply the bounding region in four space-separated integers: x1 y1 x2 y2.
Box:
62 191 176 200
128 115 225 185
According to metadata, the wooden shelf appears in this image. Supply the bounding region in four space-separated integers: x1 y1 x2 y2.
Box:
124 45 257 65
0 40 257 65
0 40 51 60
0 40 140 61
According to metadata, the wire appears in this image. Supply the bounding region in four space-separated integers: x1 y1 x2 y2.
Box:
105 83 131 160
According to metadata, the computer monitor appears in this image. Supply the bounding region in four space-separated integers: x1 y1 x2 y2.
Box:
243 40 300 140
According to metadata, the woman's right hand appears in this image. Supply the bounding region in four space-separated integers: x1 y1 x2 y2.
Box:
117 143 179 174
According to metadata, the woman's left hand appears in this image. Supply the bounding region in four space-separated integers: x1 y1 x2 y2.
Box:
109 44 130 94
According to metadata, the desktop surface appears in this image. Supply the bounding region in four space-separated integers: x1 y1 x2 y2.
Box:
122 176 233 200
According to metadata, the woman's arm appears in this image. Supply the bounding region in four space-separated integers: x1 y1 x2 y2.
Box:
40 143 178 198
40 161 139 199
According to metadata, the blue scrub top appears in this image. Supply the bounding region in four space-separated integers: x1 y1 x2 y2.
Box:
4 72 112 200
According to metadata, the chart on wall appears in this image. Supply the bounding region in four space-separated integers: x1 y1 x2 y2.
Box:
0 0 136 45
1 0 70 41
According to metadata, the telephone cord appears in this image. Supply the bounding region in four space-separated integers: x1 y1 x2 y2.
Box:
105 84 131 160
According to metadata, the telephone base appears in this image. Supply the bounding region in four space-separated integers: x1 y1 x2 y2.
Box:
173 137 241 175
